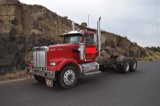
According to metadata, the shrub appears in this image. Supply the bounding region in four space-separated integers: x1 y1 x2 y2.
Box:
133 42 137 45
122 36 127 39
81 22 87 27
144 56 153 61
64 16 68 19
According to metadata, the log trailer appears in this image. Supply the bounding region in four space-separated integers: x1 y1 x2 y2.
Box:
26 17 137 89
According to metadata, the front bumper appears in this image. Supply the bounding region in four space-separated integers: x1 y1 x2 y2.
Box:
25 67 55 79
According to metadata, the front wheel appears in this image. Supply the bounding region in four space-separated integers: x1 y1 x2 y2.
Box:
34 75 46 84
58 66 78 89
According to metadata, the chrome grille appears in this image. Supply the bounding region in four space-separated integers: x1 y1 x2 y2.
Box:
33 46 48 68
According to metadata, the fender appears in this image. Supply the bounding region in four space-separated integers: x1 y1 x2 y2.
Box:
117 56 125 62
58 58 80 71
48 58 80 72
117 56 133 64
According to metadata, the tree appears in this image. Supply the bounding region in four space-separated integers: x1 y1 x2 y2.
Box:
145 46 160 53
64 16 68 19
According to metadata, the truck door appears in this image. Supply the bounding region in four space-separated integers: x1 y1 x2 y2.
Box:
85 34 97 62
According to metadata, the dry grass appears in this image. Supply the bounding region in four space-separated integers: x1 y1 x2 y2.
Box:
155 52 160 58
136 58 143 61
0 71 27 81
143 56 153 61
143 55 160 61
136 55 160 62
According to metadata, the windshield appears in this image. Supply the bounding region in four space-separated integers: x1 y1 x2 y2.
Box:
63 34 82 44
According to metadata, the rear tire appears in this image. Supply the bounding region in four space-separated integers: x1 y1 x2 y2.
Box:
130 59 137 72
34 75 46 84
58 66 78 89
117 60 130 74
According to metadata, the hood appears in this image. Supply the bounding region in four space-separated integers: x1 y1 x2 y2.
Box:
48 43 79 51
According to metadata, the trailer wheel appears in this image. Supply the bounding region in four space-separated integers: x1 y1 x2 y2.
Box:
130 59 137 72
117 60 130 74
59 65 78 89
34 75 46 84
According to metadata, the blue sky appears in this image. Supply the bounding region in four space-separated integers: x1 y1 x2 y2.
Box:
19 0 160 47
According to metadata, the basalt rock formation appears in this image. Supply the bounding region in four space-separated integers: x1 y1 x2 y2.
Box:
0 0 151 74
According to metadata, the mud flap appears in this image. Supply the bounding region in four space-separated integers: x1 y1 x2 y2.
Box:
27 74 33 79
45 78 53 87
25 67 33 79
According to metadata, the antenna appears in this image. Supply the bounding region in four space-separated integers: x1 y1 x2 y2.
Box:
88 15 89 27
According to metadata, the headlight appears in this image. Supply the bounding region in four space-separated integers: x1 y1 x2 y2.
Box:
50 62 56 66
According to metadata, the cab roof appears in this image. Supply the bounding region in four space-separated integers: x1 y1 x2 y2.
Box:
59 30 95 36
60 30 84 36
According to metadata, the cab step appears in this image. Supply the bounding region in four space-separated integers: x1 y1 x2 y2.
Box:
85 71 101 75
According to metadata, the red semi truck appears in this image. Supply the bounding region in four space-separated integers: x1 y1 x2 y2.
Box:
26 18 137 89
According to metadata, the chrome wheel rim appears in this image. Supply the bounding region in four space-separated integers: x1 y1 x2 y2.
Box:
133 61 136 69
125 62 129 72
63 70 75 85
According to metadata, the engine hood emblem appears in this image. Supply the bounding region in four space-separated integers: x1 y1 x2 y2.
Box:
50 48 56 51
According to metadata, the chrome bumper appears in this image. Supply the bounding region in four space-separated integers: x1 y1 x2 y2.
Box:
25 67 55 79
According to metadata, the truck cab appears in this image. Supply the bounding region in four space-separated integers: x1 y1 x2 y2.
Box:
28 29 99 89
60 30 97 63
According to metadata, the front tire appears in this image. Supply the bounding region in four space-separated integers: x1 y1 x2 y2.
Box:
34 75 46 84
59 65 78 89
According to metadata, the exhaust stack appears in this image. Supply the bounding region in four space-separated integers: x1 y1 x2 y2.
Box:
97 17 101 59
72 22 75 31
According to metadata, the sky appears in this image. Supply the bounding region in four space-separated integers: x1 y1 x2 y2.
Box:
19 0 160 47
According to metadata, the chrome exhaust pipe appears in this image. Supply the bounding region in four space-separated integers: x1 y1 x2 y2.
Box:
97 17 101 59
72 22 75 31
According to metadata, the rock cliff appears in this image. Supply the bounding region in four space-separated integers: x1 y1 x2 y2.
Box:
0 0 151 74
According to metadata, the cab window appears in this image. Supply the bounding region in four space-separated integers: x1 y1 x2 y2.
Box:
85 34 94 44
